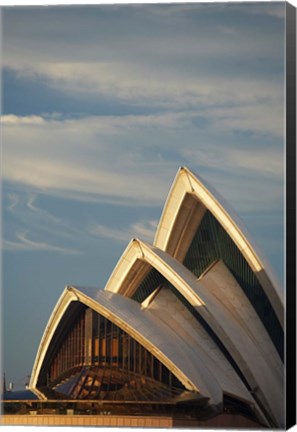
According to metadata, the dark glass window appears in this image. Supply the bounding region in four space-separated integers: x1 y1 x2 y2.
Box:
40 307 185 401
183 210 283 360
131 267 164 303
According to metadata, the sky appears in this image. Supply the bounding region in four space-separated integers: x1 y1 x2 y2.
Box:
1 2 286 391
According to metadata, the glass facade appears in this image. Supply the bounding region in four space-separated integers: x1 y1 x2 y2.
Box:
183 210 283 359
38 304 185 401
131 268 164 303
131 210 283 359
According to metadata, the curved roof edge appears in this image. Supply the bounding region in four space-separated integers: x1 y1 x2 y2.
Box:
29 288 78 392
29 285 220 402
105 238 205 310
104 238 147 295
103 239 283 418
69 287 218 401
153 166 284 325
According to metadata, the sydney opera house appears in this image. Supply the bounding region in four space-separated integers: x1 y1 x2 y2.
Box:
28 167 284 428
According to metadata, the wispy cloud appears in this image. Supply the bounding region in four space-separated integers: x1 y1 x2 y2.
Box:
89 220 158 243
181 145 284 180
2 1 284 125
229 148 284 178
7 192 19 211
3 3 284 68
26 194 44 213
2 3 284 217
2 4 284 259
5 63 283 121
205 103 284 140
2 112 284 215
251 3 285 19
3 4 284 140
2 114 179 206
6 191 81 238
3 231 81 255
2 114 45 125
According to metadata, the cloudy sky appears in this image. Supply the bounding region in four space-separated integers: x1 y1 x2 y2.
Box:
2 2 285 390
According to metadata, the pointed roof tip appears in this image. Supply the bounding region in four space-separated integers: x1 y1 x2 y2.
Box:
133 237 146 247
179 166 192 175
131 238 144 248
66 285 76 294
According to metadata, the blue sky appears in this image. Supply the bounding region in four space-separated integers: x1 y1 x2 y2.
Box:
2 3 285 390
